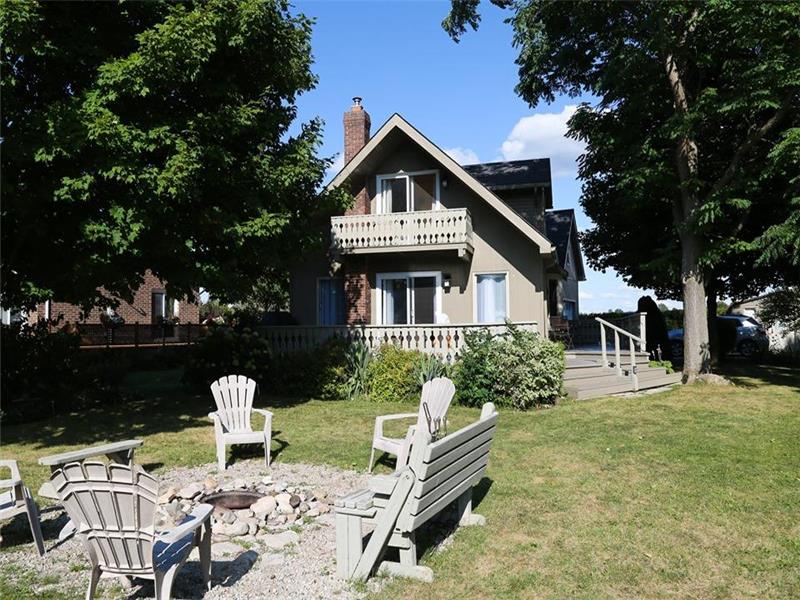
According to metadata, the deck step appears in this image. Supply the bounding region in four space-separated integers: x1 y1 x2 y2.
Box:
565 369 682 400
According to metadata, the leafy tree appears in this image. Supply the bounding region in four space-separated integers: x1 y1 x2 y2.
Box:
1 0 348 312
444 0 800 381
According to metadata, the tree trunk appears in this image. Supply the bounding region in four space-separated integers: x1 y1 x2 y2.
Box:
681 230 710 382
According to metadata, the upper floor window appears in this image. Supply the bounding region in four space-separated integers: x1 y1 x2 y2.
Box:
377 170 439 214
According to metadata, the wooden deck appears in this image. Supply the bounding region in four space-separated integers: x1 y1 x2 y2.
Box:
564 350 682 400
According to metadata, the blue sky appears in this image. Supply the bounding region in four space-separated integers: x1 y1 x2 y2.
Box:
292 0 681 313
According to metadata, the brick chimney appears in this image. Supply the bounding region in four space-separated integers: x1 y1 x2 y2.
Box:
344 97 371 164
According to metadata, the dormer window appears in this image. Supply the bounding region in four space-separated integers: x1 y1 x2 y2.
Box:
377 170 439 213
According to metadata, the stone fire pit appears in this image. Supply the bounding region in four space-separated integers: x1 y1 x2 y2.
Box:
156 474 331 548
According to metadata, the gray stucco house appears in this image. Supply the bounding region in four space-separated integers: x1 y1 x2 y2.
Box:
289 98 586 335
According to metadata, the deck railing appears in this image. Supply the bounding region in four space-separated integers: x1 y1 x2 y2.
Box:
331 208 473 255
595 313 647 391
76 322 199 348
257 321 538 362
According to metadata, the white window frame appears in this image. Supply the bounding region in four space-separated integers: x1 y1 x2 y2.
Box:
472 271 510 324
316 276 345 326
375 170 440 214
375 271 442 325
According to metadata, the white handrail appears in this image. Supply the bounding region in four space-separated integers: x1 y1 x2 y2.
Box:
594 316 647 392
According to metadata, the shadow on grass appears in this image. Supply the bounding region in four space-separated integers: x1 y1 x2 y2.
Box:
718 362 800 390
2 368 316 451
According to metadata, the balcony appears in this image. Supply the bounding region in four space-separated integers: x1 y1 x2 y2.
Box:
330 208 473 257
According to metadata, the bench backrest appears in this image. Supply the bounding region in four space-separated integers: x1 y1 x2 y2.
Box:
398 403 498 531
210 374 257 432
51 461 158 573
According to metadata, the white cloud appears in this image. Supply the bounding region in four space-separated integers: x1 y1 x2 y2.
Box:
500 105 585 178
579 290 594 300
444 147 480 165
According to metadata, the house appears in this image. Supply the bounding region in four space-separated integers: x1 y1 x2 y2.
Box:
25 270 199 327
289 98 586 333
730 294 800 353
544 209 586 321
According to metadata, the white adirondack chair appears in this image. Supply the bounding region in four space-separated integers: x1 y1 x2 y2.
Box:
51 461 212 600
209 375 273 471
0 460 45 556
368 377 455 473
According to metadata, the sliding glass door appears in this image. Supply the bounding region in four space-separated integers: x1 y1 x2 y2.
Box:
379 272 440 325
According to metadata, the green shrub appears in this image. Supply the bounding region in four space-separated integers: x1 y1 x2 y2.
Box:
454 323 564 409
184 329 350 399
270 337 349 399
649 359 675 374
1 322 131 423
366 345 423 403
183 326 272 389
344 341 373 400
413 352 451 387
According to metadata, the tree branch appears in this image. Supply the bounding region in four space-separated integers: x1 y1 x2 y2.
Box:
710 100 792 197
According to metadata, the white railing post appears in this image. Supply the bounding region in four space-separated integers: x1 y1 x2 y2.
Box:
600 323 607 367
614 330 622 376
639 312 647 353
630 342 638 391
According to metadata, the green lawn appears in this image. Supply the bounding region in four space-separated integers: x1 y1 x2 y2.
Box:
2 364 799 598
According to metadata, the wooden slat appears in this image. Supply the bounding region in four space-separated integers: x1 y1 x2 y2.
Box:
418 430 495 481
414 440 492 497
407 457 488 515
424 414 498 463
368 473 400 495
403 464 487 531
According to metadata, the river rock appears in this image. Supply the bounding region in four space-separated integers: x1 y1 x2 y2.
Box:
211 541 244 557
289 494 301 508
177 482 204 500
224 521 249 537
251 496 277 517
158 486 178 504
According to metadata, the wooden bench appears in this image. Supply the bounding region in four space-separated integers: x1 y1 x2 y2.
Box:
335 403 498 582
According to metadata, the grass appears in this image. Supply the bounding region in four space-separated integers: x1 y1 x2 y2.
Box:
2 363 799 598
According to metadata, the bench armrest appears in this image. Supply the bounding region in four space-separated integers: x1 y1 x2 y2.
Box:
0 460 21 483
157 503 213 544
251 409 273 433
374 413 417 439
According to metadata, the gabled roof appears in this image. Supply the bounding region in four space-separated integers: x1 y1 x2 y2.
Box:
327 113 555 255
545 209 586 281
463 159 551 191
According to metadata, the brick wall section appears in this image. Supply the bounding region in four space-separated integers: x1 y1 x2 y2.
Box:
34 270 199 325
344 258 371 325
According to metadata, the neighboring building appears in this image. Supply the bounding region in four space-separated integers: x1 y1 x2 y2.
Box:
29 270 199 326
544 209 586 321
289 98 586 333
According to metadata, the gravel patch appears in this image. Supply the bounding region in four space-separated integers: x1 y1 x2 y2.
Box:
0 460 386 599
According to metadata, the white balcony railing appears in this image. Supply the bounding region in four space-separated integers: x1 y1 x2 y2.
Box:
257 321 538 362
331 208 473 256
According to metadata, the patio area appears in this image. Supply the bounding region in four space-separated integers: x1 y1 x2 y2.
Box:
2 364 799 598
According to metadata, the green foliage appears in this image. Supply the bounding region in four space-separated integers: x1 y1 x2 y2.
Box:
454 324 565 409
1 0 350 310
365 345 423 404
184 329 348 399
413 353 451 387
270 338 349 400
344 341 373 400
649 360 675 375
0 323 129 423
183 327 272 389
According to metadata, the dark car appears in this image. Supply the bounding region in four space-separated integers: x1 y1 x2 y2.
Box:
668 315 769 361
